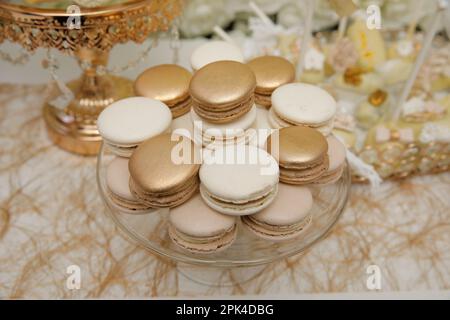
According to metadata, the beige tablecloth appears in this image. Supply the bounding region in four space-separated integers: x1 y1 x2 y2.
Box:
0 84 449 299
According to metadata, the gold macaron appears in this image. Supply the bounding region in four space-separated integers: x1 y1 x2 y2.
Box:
128 133 201 208
189 60 256 124
247 56 295 108
134 64 192 118
266 126 329 185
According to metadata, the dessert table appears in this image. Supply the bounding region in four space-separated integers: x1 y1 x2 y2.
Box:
0 83 449 298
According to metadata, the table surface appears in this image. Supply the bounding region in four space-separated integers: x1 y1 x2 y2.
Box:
0 83 449 299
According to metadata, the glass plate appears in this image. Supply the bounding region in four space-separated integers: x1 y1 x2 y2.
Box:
97 143 351 268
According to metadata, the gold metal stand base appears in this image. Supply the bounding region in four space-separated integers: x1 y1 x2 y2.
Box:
43 75 134 156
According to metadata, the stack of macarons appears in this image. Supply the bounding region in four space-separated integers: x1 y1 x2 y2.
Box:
168 194 238 254
98 96 173 214
128 133 201 208
134 64 192 119
247 55 296 109
266 126 330 185
97 47 348 254
265 125 347 185
189 60 258 149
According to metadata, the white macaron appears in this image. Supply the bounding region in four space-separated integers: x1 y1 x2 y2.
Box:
97 97 172 157
199 145 279 216
270 83 337 135
190 40 244 71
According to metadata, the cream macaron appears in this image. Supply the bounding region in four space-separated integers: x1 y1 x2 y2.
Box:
199 145 279 216
190 40 244 71
266 126 329 185
270 83 337 135
242 184 313 241
97 97 172 157
169 194 237 254
314 135 347 185
190 104 257 149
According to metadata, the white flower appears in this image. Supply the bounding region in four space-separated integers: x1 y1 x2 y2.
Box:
304 47 325 71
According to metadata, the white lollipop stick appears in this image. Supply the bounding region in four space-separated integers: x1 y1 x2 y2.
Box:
392 0 448 121
296 0 315 78
407 0 424 40
213 25 236 44
337 16 348 40
249 1 275 28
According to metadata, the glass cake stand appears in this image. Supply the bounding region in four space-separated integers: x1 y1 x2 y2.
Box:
97 143 351 285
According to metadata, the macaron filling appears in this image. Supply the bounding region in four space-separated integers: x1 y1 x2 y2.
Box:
169 95 192 118
267 126 330 185
254 92 272 108
107 190 153 213
279 156 329 184
199 145 279 216
314 165 345 185
268 107 335 136
102 140 141 158
169 224 237 254
241 184 313 241
242 214 312 240
191 105 257 148
128 134 201 208
200 183 278 213
168 193 238 254
192 93 255 124
130 174 199 208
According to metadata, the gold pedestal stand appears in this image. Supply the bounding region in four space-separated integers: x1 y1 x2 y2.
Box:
44 49 134 155
0 0 182 155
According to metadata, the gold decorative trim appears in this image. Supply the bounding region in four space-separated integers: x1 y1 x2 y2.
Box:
0 0 183 53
